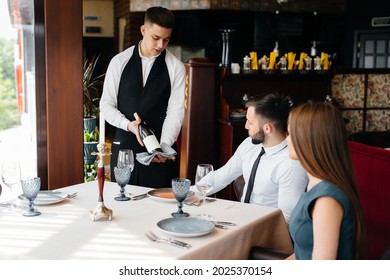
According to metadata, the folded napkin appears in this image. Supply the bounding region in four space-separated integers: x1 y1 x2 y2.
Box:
136 142 177 165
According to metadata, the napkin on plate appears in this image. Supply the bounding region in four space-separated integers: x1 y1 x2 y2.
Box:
136 142 176 165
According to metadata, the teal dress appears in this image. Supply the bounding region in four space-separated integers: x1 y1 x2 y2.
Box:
289 181 354 259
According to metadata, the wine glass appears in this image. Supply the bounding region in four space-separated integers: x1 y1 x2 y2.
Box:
195 164 214 220
115 149 134 199
171 178 191 217
21 177 41 217
117 149 134 169
114 166 131 201
1 159 21 213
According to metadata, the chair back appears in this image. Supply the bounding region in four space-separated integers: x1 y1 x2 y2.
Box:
349 141 390 259
233 175 245 201
349 131 390 148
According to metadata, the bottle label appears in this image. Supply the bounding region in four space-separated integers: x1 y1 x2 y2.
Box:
143 135 161 153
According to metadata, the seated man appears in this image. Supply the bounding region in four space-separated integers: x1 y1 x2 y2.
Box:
193 93 308 223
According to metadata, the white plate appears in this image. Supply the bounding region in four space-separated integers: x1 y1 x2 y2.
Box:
157 217 215 237
148 188 194 203
18 191 68 205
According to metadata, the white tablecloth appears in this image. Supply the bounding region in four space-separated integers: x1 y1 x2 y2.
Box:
0 181 292 260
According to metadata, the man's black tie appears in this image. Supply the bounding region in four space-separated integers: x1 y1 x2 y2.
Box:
244 147 265 203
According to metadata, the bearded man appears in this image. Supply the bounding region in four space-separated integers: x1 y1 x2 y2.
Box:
192 93 308 223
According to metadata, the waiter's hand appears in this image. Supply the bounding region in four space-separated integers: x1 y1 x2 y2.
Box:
128 112 143 146
151 153 176 163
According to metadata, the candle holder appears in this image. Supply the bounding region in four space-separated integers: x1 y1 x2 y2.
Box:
90 143 113 221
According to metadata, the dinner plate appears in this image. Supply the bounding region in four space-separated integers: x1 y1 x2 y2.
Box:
147 188 194 203
157 217 215 237
18 191 68 205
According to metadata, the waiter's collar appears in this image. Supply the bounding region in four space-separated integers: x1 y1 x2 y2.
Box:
138 41 161 60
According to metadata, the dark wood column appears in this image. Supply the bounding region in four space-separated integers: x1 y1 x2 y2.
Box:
36 0 84 189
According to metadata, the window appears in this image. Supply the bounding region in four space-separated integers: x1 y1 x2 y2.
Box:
354 29 390 68
0 0 37 201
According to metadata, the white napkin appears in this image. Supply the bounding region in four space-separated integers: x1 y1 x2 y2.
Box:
136 142 177 165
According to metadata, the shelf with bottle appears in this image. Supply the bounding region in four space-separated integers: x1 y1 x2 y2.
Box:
238 45 333 75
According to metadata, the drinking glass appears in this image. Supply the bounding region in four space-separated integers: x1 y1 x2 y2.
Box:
1 159 21 213
114 166 131 201
171 178 191 217
21 177 41 217
117 149 134 169
116 149 134 199
195 164 214 220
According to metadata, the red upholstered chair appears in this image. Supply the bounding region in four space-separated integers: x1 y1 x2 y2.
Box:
349 141 390 259
249 142 390 260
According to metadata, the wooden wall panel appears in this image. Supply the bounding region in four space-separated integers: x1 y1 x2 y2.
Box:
114 0 130 52
35 0 48 190
44 0 84 189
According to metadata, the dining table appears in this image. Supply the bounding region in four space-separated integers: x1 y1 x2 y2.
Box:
0 181 293 260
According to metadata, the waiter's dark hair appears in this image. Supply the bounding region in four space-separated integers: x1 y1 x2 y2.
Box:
245 92 292 134
144 6 175 29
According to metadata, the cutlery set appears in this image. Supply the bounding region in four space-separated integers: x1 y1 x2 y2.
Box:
145 231 191 249
184 197 216 206
0 202 27 210
214 221 236 229
144 220 237 248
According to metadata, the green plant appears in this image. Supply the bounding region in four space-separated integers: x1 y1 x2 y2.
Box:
84 161 98 182
83 126 99 142
83 55 105 118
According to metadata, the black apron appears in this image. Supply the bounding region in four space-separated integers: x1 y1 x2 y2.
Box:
111 44 179 188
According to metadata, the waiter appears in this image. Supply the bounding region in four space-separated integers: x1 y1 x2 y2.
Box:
100 6 185 188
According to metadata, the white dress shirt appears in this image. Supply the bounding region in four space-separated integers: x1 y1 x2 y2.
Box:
192 138 308 223
100 44 186 146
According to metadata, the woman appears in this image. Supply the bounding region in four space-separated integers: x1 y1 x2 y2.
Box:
287 102 365 260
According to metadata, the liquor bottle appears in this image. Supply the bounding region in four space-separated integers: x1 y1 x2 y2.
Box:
310 41 317 57
273 41 279 58
138 122 163 154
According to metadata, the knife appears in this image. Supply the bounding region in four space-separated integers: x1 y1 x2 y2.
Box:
214 224 229 230
215 221 237 226
0 203 27 210
131 193 148 200
167 238 192 249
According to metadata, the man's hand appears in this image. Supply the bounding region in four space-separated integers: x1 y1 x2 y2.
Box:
128 112 143 146
151 153 176 163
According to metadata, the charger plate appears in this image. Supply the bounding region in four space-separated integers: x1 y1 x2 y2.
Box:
148 188 194 203
18 191 67 205
157 217 215 237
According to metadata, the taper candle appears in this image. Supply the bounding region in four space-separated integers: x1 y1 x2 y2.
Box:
99 113 105 144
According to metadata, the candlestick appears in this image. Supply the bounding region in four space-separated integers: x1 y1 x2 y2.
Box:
99 113 105 145
90 143 112 221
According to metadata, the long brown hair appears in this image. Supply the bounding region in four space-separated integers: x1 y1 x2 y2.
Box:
289 102 366 259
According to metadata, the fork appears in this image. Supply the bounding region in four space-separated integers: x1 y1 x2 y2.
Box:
191 198 216 206
145 231 191 249
66 192 77 199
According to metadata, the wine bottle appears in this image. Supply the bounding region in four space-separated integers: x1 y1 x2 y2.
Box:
138 122 163 154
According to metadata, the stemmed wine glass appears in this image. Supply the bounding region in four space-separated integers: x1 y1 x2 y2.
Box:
1 159 21 213
114 149 134 201
171 178 191 217
195 164 214 220
21 177 41 217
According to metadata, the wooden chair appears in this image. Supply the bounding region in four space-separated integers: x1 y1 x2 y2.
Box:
232 175 245 201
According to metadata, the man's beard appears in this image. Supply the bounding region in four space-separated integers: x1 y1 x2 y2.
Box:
251 128 265 145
